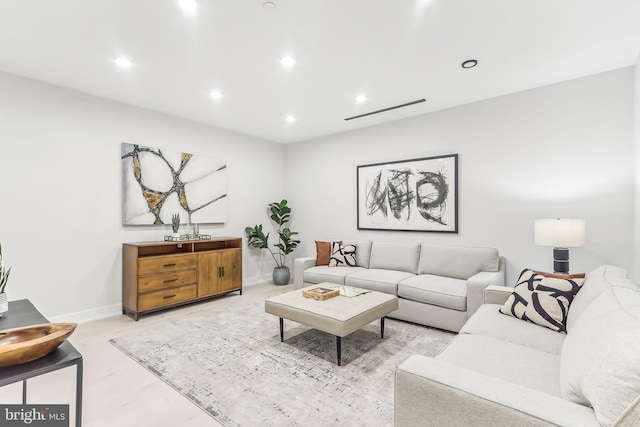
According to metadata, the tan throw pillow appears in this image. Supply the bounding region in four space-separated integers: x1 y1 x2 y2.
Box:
499 268 585 333
315 241 340 266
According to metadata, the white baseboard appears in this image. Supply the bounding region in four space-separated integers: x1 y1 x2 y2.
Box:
49 303 123 324
243 273 272 287
49 275 274 324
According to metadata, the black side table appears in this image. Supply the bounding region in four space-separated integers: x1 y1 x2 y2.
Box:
0 299 83 426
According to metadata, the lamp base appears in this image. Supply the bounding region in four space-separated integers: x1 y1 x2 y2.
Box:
553 247 569 274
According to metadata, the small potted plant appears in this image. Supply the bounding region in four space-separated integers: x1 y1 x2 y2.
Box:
171 212 181 238
0 241 11 316
245 199 301 286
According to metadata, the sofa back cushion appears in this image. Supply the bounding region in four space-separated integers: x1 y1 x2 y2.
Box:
418 244 499 280
343 240 372 268
566 264 631 332
560 286 640 426
368 242 420 274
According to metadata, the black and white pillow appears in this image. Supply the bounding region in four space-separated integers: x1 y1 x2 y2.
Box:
328 242 357 267
499 268 585 333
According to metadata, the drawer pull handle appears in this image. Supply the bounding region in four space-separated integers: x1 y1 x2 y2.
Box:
163 294 177 299
163 263 177 267
163 278 178 283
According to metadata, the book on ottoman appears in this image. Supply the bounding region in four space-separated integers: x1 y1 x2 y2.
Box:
302 287 340 301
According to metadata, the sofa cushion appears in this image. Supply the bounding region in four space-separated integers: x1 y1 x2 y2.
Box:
499 269 584 333
368 242 420 274
345 269 415 295
343 240 372 268
398 275 467 311
304 265 366 286
560 286 640 427
437 334 562 397
461 304 565 354
566 264 632 332
418 244 499 280
328 242 357 267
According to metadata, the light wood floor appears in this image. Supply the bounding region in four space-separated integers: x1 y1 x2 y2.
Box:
0 281 292 427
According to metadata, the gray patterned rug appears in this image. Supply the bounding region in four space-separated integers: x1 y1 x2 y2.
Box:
110 300 454 427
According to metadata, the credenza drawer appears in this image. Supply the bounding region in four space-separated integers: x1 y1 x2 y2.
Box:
138 270 197 293
138 254 197 276
138 284 198 311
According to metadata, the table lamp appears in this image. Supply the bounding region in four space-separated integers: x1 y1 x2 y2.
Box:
534 218 586 274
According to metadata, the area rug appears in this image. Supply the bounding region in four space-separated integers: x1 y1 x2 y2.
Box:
110 300 454 427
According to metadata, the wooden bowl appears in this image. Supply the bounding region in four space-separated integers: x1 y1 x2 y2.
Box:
0 323 77 367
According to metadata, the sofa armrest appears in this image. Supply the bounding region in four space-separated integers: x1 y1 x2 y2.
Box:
466 257 506 318
395 355 599 427
293 257 316 290
484 284 514 305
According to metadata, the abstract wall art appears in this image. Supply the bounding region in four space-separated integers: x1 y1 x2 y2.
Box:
121 143 227 225
357 154 458 232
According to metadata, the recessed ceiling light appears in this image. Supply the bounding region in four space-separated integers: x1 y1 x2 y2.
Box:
179 0 198 12
285 115 296 123
461 59 478 69
355 94 367 103
209 90 222 99
114 57 132 68
263 1 277 10
280 56 295 67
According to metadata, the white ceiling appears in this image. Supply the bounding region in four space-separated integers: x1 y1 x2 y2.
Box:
0 0 639 144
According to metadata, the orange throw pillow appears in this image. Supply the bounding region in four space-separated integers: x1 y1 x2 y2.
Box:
316 241 340 266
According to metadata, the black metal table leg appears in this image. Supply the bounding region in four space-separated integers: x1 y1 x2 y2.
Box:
336 336 342 366
76 358 83 427
279 317 284 342
22 380 27 404
381 317 385 338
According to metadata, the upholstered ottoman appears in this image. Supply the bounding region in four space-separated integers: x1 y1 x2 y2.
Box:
265 284 398 365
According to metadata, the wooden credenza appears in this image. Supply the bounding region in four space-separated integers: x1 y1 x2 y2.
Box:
122 238 242 320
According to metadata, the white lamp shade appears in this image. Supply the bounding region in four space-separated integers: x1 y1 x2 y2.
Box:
534 219 586 248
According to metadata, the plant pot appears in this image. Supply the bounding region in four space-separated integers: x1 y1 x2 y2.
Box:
272 266 290 286
0 293 8 317
172 232 180 238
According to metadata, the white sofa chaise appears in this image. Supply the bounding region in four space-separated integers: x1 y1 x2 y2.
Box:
294 240 505 332
395 265 640 427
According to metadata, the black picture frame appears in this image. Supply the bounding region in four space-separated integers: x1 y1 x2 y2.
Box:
357 154 458 233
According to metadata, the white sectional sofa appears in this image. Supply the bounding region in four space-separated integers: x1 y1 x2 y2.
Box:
294 240 505 332
395 265 640 427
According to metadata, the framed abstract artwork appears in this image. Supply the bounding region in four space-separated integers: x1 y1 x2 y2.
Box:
121 143 227 225
357 154 458 233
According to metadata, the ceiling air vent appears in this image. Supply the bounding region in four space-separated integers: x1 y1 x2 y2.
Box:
344 98 426 121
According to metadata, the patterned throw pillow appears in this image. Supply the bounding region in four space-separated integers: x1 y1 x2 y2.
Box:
499 268 585 333
328 242 357 267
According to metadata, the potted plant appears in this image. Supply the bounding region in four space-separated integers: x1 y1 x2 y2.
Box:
0 241 11 316
245 199 301 285
171 212 181 238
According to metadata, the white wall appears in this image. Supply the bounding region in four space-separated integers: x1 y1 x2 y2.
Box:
635 57 640 282
285 68 634 284
0 71 284 320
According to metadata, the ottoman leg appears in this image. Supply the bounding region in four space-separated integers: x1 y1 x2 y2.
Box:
381 317 385 338
336 336 342 366
279 317 284 342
